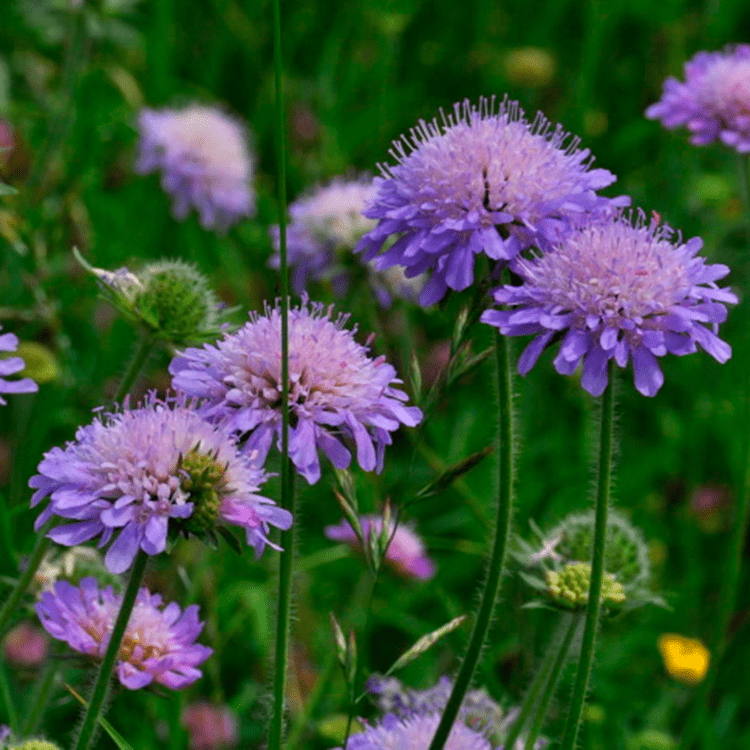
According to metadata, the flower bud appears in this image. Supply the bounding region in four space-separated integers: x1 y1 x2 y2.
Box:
545 562 626 609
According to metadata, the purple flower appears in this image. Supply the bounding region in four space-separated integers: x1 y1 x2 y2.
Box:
645 45 750 152
325 514 436 579
357 96 623 306
0 324 38 405
481 211 737 397
335 713 494 750
36 577 212 690
29 394 292 574
170 299 423 484
135 104 255 232
270 177 425 307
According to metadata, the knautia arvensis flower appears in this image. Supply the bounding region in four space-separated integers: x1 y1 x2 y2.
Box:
170 299 423 484
335 713 493 750
646 45 750 152
0 324 38 405
357 95 624 306
36 577 212 690
135 104 255 232
29 393 292 574
325 514 436 579
481 210 737 396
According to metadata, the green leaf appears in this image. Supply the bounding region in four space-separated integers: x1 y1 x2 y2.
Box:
217 526 244 556
413 446 493 502
64 683 135 750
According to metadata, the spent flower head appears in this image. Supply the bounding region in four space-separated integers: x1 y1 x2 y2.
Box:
36 577 212 690
481 210 737 396
29 393 292 574
357 95 622 306
646 45 750 152
170 299 423 484
0 324 39 405
135 104 255 232
325 514 436 579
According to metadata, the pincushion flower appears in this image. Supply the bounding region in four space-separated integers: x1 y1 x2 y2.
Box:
270 177 425 306
325 514 436 579
29 394 292 574
646 45 750 152
135 104 255 232
481 211 737 397
357 96 623 306
0 324 39 405
170 299 423 484
36 577 212 690
334 713 494 750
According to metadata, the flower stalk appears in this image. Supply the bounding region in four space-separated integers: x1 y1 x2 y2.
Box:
560 361 616 750
74 550 149 750
428 330 515 750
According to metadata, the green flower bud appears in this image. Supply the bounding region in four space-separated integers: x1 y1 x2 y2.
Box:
545 562 626 609
9 741 63 750
178 448 229 536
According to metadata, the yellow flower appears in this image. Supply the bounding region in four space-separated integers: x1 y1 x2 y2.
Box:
657 634 710 685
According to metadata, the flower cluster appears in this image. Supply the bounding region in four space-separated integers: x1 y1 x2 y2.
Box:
29 394 292 574
357 96 622 306
481 210 736 396
646 45 750 152
0 324 38 405
135 104 255 232
325 514 436 579
170 299 422 484
36 577 211 690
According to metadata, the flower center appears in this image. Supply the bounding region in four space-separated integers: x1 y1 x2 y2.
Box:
178 449 229 534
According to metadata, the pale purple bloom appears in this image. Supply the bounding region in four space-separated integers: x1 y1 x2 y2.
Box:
0 324 38 405
29 393 292 574
170 299 423 484
135 104 255 232
335 713 494 750
481 211 737 397
36 577 212 690
182 701 238 749
357 96 623 306
2 622 48 668
270 177 425 306
646 45 750 152
325 514 435 579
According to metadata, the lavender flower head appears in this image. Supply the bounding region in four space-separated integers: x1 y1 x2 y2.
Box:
335 713 494 750
325 514 436 579
270 177 425 306
170 299 423 484
646 45 750 152
36 577 212 690
0 324 38 405
357 96 622 306
481 210 737 397
135 104 255 232
29 393 292 574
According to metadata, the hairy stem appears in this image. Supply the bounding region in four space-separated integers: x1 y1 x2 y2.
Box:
428 331 515 750
113 336 154 404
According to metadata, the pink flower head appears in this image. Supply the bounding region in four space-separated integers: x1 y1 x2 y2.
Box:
182 701 238 749
36 577 212 690
135 104 255 232
325 514 436 579
2 622 48 668
646 45 750 152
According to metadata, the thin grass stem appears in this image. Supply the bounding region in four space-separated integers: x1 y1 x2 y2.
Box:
428 330 515 750
559 362 616 750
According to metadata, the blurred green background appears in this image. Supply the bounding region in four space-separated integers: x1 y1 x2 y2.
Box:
2 0 750 747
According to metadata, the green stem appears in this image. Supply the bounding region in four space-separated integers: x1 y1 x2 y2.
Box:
0 521 52 638
74 550 149 750
428 331 515 750
113 336 154 403
680 152 750 750
268 0 292 744
560 362 616 750
525 612 580 750
149 0 176 102
269 469 296 750
21 661 59 736
0 658 18 732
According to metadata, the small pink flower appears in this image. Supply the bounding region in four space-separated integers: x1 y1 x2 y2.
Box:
2 621 48 668
182 701 238 750
325 514 436 579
